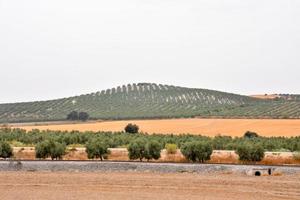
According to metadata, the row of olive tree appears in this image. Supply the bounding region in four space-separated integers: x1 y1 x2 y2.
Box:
0 139 265 163
84 138 265 163
180 141 265 163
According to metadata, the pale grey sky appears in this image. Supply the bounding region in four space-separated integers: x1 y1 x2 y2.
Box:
0 0 299 103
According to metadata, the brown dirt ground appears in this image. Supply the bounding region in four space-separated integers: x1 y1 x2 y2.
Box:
0 171 299 200
16 118 300 137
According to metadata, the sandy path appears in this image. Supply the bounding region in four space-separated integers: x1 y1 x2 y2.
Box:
0 171 299 200
17 118 300 137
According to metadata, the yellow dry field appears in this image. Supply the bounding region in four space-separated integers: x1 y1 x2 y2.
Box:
16 118 300 137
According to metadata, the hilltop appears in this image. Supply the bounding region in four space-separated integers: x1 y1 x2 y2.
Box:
0 83 300 123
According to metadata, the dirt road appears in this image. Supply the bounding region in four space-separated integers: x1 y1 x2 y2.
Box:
0 171 299 200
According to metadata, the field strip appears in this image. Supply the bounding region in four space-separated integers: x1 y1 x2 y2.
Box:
14 118 300 137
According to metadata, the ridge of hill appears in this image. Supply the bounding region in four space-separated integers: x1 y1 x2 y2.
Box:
0 83 300 123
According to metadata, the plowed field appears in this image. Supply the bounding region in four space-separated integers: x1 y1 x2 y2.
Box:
0 171 299 200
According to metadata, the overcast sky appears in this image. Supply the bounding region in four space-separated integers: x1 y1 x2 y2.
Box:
0 0 299 103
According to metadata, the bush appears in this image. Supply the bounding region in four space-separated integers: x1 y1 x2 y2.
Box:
0 141 13 159
244 131 259 139
180 141 213 163
165 143 177 154
124 123 139 134
85 139 110 160
35 140 66 160
236 143 265 162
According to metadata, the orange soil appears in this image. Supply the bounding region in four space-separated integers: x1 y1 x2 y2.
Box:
16 119 300 137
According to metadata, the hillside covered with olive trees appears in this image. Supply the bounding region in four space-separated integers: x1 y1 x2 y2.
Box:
0 83 300 123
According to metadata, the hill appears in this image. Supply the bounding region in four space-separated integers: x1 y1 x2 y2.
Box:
0 83 300 123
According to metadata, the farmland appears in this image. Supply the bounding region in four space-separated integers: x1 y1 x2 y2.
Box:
0 171 299 200
1 83 300 123
16 118 300 137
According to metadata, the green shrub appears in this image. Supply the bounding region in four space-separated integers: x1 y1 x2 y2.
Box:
35 140 66 160
165 143 177 154
124 123 139 134
0 141 13 159
236 143 265 162
180 141 213 163
85 139 110 160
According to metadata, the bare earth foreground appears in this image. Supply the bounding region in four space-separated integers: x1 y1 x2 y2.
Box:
16 118 300 137
0 171 299 200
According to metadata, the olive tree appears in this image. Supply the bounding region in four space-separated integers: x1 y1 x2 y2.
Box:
85 138 110 160
180 141 213 163
0 141 13 159
128 138 146 161
127 139 162 161
145 140 162 161
35 140 66 160
236 143 265 162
